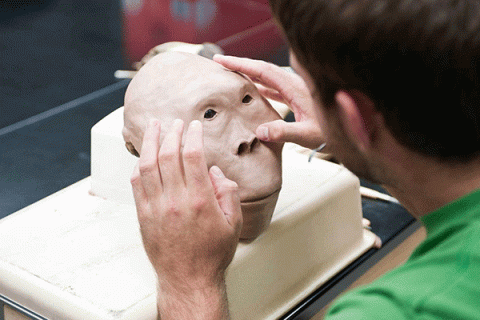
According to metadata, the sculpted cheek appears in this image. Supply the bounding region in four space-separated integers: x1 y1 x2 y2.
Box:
202 141 229 168
256 102 282 125
202 149 216 168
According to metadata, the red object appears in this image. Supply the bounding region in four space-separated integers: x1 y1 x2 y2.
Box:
121 0 286 65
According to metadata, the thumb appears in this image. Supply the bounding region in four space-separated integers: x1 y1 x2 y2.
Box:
209 166 243 231
256 120 323 149
256 120 287 142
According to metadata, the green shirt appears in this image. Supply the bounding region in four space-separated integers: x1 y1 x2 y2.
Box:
325 188 480 319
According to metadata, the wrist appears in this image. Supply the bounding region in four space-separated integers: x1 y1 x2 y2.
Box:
157 277 229 320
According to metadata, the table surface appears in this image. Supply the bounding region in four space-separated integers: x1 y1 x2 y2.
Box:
0 80 417 320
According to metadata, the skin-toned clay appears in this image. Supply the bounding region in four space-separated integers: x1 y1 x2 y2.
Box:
122 52 284 240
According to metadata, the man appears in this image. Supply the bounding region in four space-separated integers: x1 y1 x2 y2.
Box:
131 0 480 318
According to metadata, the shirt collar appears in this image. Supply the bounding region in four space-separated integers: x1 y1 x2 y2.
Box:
421 188 480 235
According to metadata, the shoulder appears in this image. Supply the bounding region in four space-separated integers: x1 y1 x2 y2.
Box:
324 220 480 320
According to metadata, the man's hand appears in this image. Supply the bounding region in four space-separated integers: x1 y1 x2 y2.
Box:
131 119 243 319
214 54 324 149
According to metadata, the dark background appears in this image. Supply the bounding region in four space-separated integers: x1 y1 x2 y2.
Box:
1 0 124 130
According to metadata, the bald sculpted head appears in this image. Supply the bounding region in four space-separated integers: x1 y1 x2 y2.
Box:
123 52 283 240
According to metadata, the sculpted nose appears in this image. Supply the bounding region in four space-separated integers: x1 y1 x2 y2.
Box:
236 134 260 156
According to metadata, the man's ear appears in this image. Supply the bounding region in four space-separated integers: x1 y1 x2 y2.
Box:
335 90 377 153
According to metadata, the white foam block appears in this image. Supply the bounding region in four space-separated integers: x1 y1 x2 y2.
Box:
0 108 376 319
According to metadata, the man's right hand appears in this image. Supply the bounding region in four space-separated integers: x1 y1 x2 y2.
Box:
213 54 324 149
131 119 242 320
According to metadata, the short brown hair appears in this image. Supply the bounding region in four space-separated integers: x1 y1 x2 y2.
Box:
270 0 480 161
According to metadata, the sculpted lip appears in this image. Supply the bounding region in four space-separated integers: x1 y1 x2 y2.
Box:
241 188 281 204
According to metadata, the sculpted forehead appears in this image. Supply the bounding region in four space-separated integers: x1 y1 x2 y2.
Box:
123 52 256 148
125 52 247 114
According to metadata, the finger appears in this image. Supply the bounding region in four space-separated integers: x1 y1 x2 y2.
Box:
214 55 279 86
209 166 243 233
183 120 211 196
256 120 324 149
374 236 382 249
158 119 185 192
139 119 163 198
214 55 303 104
256 83 286 104
131 162 149 217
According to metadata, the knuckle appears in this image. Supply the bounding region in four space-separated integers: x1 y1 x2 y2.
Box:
164 198 181 215
218 180 239 195
182 147 202 162
269 124 284 141
258 68 268 82
130 169 141 183
226 180 239 190
139 160 157 175
158 150 176 163
130 173 141 186
191 197 208 212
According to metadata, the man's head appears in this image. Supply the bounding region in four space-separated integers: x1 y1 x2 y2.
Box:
270 0 480 164
123 52 283 240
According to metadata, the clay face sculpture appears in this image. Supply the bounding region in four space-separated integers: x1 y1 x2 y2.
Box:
123 52 283 240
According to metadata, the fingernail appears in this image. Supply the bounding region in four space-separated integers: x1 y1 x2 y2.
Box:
210 166 224 177
172 119 184 131
257 125 269 141
190 120 201 128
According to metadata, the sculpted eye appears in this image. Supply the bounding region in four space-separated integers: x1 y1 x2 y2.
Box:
204 109 217 119
242 94 253 104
